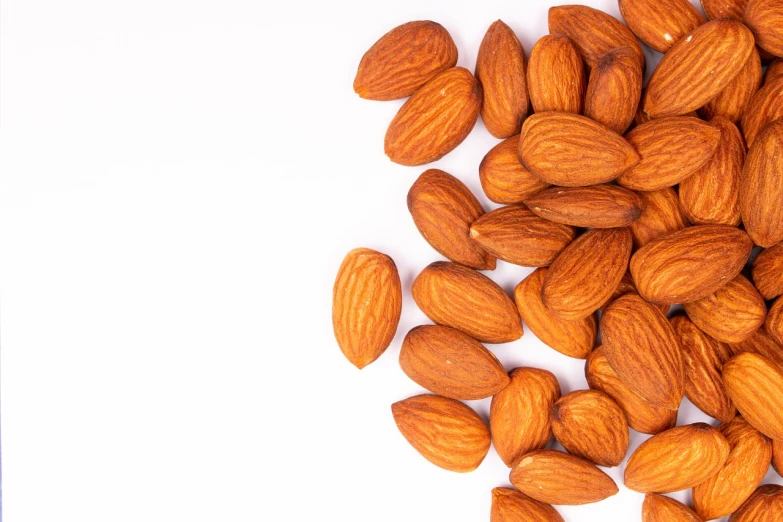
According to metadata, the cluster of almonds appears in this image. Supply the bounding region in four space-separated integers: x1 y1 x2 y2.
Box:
334 1 783 520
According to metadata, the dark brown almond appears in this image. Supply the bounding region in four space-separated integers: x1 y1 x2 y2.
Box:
728 328 783 373
753 242 783 299
700 48 762 123
630 187 689 248
741 77 783 146
729 485 783 521
479 135 551 205
490 487 564 522
584 46 643 134
701 0 748 20
744 0 783 58
740 120 783 247
723 352 783 440
524 184 644 229
643 494 705 522
527 34 586 114
619 0 705 53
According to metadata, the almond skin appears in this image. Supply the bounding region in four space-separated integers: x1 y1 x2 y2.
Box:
332 248 402 369
412 261 522 344
385 67 482 166
407 169 495 270
543 228 632 321
470 206 575 267
479 136 550 205
514 268 596 359
519 112 640 187
619 0 705 53
584 46 643 134
630 225 753 304
391 394 490 472
527 35 585 114
740 120 783 247
766 58 783 84
701 0 748 20
630 187 688 248
723 352 783 440
729 485 783 522
617 117 722 191
476 20 529 138
353 21 458 100
752 242 783 299
399 325 510 400
625 423 730 493
744 0 783 58
729 328 783 373
490 487 564 522
524 184 644 229
550 390 629 467
767 298 783 345
490 367 561 467
643 494 705 522
601 272 670 316
643 20 755 118
741 77 783 146
693 417 772 520
699 48 762 123
774 439 783 475
509 450 618 505
602 294 685 410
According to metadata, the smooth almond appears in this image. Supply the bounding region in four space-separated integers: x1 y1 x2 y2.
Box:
619 0 705 53
630 187 688 248
752 242 783 299
524 184 644 229
643 494 705 522
479 135 550 205
701 0 748 20
729 485 783 522
744 0 783 58
767 298 783 345
700 48 762 123
723 352 783 440
741 77 783 146
584 46 643 134
728 328 783 373
527 35 585 114
490 487 564 522
740 120 783 247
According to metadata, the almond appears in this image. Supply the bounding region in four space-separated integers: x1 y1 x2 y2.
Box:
526 35 585 114
643 20 755 118
767 297 783 345
332 248 402 369
629 187 688 248
740 120 783 247
353 21 458 101
470 206 575 267
701 0 748 20
584 46 643 134
543 228 632 321
550 390 629 466
642 494 705 522
490 367 561 467
479 135 551 205
619 0 705 53
601 272 669 316
524 184 644 229
766 58 783 84
723 352 783 440
476 20 529 139
412 261 522 343
602 294 685 409
744 0 783 58
774 439 783 475
490 487 564 522
399 325 510 400
519 112 640 187
741 77 783 146
407 169 495 270
633 88 700 127
729 485 783 522
728 328 783 373
752 241 783 299
514 268 596 359
699 48 762 123
385 67 481 166
692 417 772 520
617 117 722 191
509 450 618 505
630 225 753 304
391 394 490 472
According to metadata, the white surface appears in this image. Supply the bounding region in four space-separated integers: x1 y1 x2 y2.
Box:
1 0 780 520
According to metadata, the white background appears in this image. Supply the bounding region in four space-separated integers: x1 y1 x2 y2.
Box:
1 0 781 520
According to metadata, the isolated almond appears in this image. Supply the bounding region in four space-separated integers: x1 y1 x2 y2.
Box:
768 298 783 345
602 294 685 409
625 423 730 493
353 21 458 100
392 394 490 472
470 206 575 267
490 487 564 522
684 275 766 343
509 450 618 505
766 58 783 84
543 228 632 321
700 48 762 123
619 0 705 53
490 367 561 467
729 328 783 373
601 272 669 316
584 47 643 134
729 485 783 522
723 352 783 440
519 112 640 187
412 261 522 343
479 135 551 205
630 187 688 248
740 120 783 247
643 20 755 118
476 20 529 138
524 184 644 229
643 494 705 522
693 417 772 520
332 248 402 369
701 0 748 20
752 242 783 299
617 117 721 191
630 225 753 304
741 77 783 146
526 35 585 114
744 0 783 58
407 169 495 270
385 67 481 166
399 325 510 400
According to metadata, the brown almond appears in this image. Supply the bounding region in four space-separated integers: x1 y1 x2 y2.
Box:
630 187 689 248
634 89 700 127
619 0 705 53
524 184 644 229
479 135 551 205
643 494 705 522
584 47 643 134
601 272 670 316
752 242 783 299
766 58 783 84
490 487 564 522
741 77 783 146
774 439 783 475
740 120 783 247
700 48 762 123
728 328 783 373
526 35 585 114
729 485 783 522
701 0 748 20
744 0 783 58
767 298 783 345
723 352 783 440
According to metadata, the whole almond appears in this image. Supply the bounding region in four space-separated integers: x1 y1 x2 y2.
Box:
729 485 783 522
412 261 522 344
752 242 783 299
490 487 564 522
701 0 748 19
619 0 705 53
741 77 783 146
519 112 640 187
353 21 458 100
740 120 783 247
630 187 688 248
476 20 529 139
479 135 551 205
729 328 783 373
601 272 670 316
526 35 585 114
723 352 783 440
633 88 700 126
643 494 705 522
391 394 490 472
700 48 762 123
584 46 643 134
399 325 510 400
774 439 783 475
470 206 575 267
385 67 481 166
332 248 402 369
509 450 618 505
407 169 495 270
524 184 644 229
766 58 783 84
490 367 561 467
744 0 783 58
767 298 783 345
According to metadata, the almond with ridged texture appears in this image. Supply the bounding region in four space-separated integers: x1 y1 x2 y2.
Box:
753 242 783 299
524 184 644 229
619 0 705 53
630 225 753 304
745 0 783 58
392 394 490 472
630 188 688 248
670 316 736 422
601 272 669 316
509 450 618 505
490 367 561 467
643 494 705 522
774 439 783 475
490 487 564 522
550 390 629 466
729 328 783 373
729 485 783 522
543 228 632 321
519 112 640 187
353 21 458 100
584 47 643 134
602 294 685 409
723 352 783 440
634 89 700 126
740 120 783 247
470 206 575 267
399 325 510 400
332 248 402 369
741 77 783 146
643 20 755 118
767 298 783 345
526 35 585 114
701 0 748 19
514 268 596 359
700 48 762 123
412 261 522 343
476 20 528 139
479 136 550 205
385 67 481 166
684 275 766 343
407 169 495 270
766 59 783 84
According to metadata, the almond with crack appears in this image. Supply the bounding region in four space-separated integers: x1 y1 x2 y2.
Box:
699 48 762 123
584 46 643 134
740 120 783 247
767 298 783 345
744 0 783 58
723 352 783 440
479 135 550 205
642 494 705 522
752 242 783 299
619 0 705 53
527 35 585 114
490 487 564 522
729 485 783 521
728 328 783 373
524 184 644 229
630 187 688 248
741 77 783 146
701 0 748 20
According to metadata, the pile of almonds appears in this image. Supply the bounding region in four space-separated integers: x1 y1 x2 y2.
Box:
334 1 783 520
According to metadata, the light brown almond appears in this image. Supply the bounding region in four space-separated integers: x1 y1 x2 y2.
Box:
479 135 551 205
729 485 783 522
752 242 783 299
741 77 783 146
728 328 783 373
630 187 689 248
643 494 705 522
524 184 644 229
700 48 762 123
744 0 783 58
527 35 585 114
740 120 783 247
584 47 643 134
723 352 783 440
601 272 670 316
490 487 564 522
701 0 748 20
768 298 783 345
619 0 705 53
